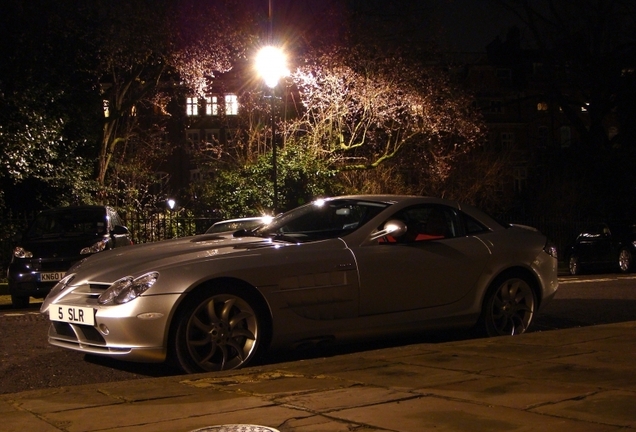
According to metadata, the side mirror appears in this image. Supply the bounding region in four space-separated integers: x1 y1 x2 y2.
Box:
111 225 130 236
370 219 407 241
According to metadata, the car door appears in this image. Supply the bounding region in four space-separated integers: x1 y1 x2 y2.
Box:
352 204 491 316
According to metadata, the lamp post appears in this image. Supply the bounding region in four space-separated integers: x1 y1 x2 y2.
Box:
256 46 288 212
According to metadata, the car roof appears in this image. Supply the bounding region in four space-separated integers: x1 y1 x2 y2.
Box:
39 205 112 213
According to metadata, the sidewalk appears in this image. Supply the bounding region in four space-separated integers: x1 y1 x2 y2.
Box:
1 321 635 432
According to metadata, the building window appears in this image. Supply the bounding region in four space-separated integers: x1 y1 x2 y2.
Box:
496 68 511 84
559 126 571 148
538 126 549 147
206 96 218 116
501 132 515 151
190 169 202 182
226 128 244 146
513 166 527 193
537 102 548 111
186 97 198 116
225 94 238 115
205 129 219 144
103 100 110 118
186 129 200 153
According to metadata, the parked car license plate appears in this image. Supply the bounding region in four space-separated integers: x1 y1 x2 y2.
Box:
49 305 95 326
39 272 64 282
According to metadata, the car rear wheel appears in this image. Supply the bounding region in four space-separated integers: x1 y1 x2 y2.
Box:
618 248 632 273
480 272 537 337
172 287 263 373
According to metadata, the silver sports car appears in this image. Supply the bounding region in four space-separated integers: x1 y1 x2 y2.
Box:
41 195 558 373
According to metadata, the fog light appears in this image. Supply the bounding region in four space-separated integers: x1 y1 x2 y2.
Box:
99 324 109 335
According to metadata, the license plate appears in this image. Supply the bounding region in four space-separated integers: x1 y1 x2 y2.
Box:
50 305 95 326
39 272 64 282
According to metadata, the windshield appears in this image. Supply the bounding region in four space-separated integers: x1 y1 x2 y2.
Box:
251 199 389 242
26 209 107 239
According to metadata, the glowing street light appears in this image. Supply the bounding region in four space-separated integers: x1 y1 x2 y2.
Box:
256 46 289 88
256 46 288 212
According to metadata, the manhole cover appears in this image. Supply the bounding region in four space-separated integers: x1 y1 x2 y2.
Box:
190 426 280 432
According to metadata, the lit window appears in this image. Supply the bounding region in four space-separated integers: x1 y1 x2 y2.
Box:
206 96 218 116
103 100 110 118
225 94 239 115
186 97 198 116
537 102 548 111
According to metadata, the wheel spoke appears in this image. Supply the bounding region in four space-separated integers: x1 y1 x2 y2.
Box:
231 328 256 340
220 298 236 322
192 315 211 333
229 311 253 328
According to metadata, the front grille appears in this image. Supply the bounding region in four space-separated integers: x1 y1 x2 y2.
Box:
50 321 106 344
60 282 111 304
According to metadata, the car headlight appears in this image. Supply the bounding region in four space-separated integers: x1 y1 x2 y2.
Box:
13 246 33 259
98 272 159 305
80 238 109 255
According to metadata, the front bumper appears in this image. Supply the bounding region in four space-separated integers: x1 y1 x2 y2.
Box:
43 286 182 363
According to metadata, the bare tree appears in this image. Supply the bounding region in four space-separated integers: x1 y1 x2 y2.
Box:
285 45 485 188
95 0 257 200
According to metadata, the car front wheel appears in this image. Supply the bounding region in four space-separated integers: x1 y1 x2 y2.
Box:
480 273 537 337
618 248 633 273
568 255 581 275
172 287 263 373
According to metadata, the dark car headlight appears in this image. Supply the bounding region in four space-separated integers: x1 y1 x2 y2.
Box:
98 272 159 305
13 246 33 259
80 238 109 255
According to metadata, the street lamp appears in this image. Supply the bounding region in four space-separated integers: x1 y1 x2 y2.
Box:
256 46 288 212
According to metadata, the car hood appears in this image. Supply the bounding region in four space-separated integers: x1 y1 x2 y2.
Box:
66 233 284 282
20 234 107 259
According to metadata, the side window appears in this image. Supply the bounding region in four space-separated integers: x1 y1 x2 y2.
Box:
107 209 124 230
381 205 458 243
462 213 489 235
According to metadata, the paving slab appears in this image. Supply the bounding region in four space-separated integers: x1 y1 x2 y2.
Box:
1 322 635 432
330 396 620 432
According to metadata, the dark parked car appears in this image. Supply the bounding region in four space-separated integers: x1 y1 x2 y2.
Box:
565 222 636 275
7 205 132 308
